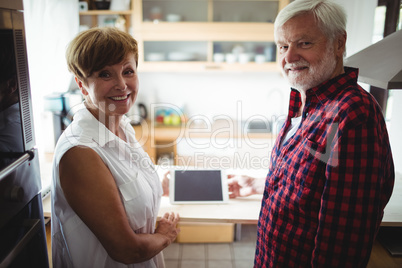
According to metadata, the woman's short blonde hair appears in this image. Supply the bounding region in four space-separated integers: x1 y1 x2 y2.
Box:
66 27 138 81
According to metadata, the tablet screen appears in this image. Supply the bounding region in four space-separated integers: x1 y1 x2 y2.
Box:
171 169 228 203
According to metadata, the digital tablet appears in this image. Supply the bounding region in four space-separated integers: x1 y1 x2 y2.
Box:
169 169 229 204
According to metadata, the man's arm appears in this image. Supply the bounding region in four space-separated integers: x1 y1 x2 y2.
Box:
311 120 394 267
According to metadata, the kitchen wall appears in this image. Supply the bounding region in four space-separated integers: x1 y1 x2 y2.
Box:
136 72 289 122
389 91 402 174
24 0 79 152
339 0 377 56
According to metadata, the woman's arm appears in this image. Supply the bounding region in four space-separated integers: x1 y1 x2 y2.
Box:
59 146 179 264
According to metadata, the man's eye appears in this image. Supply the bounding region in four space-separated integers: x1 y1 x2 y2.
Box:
279 45 288 52
300 42 312 47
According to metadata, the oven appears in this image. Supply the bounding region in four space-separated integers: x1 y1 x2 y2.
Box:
0 150 49 267
0 0 49 267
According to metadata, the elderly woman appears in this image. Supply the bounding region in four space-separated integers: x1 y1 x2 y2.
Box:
51 27 179 268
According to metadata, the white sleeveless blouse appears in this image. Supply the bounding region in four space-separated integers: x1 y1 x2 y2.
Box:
51 103 164 268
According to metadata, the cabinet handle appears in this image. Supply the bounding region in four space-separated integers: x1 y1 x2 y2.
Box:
0 219 41 268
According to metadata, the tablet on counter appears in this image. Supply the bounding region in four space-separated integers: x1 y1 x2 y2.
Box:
169 169 229 204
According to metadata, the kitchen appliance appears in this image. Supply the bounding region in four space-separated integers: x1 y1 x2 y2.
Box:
0 1 49 267
127 102 147 125
44 89 83 145
79 1 88 12
94 0 111 10
345 29 402 90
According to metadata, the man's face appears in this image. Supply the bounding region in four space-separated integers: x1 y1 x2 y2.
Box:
275 13 344 91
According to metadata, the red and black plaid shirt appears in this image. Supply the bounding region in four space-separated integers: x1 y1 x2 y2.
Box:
255 67 394 267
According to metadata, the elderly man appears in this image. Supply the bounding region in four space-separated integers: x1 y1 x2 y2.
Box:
229 0 395 267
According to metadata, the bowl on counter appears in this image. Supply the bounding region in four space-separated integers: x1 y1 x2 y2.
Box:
146 52 166 61
166 14 182 22
213 53 225 63
238 53 251 64
225 53 236 63
167 52 196 61
255 54 266 63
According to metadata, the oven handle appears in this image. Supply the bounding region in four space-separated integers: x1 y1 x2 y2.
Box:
0 219 41 268
0 150 34 182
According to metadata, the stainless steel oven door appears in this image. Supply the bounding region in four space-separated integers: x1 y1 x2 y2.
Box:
0 194 48 268
0 149 49 267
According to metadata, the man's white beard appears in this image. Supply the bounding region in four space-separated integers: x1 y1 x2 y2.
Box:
283 46 337 91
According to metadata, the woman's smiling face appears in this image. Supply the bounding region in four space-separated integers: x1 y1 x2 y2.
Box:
77 53 138 121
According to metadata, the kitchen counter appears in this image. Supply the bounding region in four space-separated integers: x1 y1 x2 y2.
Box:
42 167 267 223
382 171 402 227
156 168 402 226
41 167 402 244
42 193 263 223
42 168 402 226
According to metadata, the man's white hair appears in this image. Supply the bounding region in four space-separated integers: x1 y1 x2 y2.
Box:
274 0 347 42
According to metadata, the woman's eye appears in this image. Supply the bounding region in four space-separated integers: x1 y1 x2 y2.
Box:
99 71 110 78
124 69 135 75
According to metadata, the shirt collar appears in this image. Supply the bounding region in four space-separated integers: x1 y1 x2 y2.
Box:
73 103 132 147
288 67 359 117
